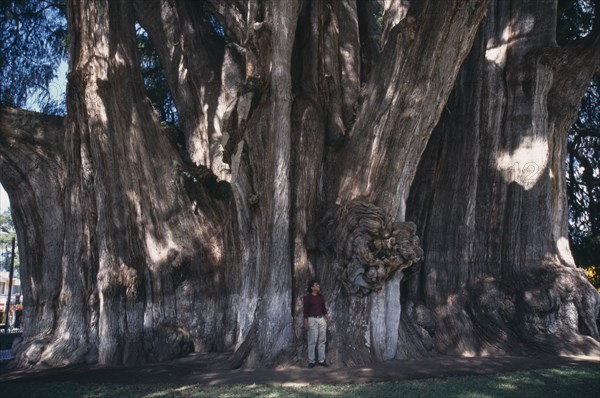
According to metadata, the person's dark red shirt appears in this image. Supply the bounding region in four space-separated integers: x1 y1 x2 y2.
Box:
303 293 327 318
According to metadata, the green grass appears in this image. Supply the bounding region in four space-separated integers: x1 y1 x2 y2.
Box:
1 365 599 398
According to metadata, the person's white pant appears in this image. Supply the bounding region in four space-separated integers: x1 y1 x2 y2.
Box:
307 316 327 364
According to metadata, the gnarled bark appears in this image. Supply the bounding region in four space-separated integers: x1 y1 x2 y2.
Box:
406 0 600 355
0 0 598 369
0 108 68 364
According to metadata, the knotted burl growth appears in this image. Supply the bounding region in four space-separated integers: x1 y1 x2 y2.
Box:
333 197 424 295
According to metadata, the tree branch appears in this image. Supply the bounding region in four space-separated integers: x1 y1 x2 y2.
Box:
337 0 490 212
134 0 238 169
546 15 600 126
0 107 65 213
0 107 64 153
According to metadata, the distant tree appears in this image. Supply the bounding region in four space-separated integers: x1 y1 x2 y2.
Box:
567 77 600 283
0 209 14 233
559 0 600 288
0 209 19 275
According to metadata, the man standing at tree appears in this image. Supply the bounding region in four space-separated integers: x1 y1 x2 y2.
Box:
303 279 331 368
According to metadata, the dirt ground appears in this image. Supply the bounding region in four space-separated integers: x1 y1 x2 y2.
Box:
1 353 599 386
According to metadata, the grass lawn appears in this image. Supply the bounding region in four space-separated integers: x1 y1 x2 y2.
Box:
1 364 599 397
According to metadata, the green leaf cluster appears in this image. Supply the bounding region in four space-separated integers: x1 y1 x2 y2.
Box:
136 24 178 126
0 0 67 114
559 1 600 272
567 76 600 270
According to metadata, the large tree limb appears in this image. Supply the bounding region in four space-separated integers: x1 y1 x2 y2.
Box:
551 0 600 111
134 0 239 177
0 107 69 366
337 0 490 218
0 107 64 161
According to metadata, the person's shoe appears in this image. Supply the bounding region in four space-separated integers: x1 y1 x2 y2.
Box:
318 361 329 367
308 363 315 368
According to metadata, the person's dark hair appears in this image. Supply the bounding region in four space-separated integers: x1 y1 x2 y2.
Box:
307 279 319 293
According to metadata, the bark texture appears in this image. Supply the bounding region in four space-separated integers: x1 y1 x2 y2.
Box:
406 0 600 355
0 0 599 369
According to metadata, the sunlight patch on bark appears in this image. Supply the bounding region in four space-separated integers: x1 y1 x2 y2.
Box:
178 61 188 81
486 12 536 66
230 140 245 184
144 233 178 265
113 50 127 68
496 136 548 190
486 42 508 65
340 45 358 78
556 236 576 266
207 235 222 265
370 271 402 360
513 14 536 36
213 92 234 182
485 26 510 65
87 87 108 124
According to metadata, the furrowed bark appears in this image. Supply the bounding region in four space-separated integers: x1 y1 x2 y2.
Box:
3 0 599 369
9 0 235 367
134 0 234 179
320 0 490 364
337 0 490 216
406 0 600 356
0 108 69 365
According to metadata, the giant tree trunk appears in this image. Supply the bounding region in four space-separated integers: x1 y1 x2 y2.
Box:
2 0 237 366
0 109 68 362
406 0 600 355
0 0 599 369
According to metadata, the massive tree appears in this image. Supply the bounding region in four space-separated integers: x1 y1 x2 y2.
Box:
0 0 599 368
